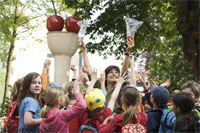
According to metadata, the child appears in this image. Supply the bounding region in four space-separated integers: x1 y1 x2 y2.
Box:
181 80 200 108
78 69 126 132
173 92 200 132
99 87 148 132
146 86 176 133
18 72 42 133
4 78 23 132
39 79 86 133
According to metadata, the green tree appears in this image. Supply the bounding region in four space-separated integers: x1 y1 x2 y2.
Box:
63 0 198 86
0 0 71 106
149 38 195 92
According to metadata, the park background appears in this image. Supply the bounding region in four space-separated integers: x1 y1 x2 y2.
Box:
0 0 199 116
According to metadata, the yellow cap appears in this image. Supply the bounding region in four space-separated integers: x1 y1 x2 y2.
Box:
85 88 105 111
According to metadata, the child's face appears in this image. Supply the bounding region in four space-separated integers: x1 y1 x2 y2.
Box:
182 88 195 101
150 94 154 104
30 76 42 97
172 103 180 115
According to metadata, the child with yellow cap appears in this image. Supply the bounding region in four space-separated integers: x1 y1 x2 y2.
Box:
78 69 126 133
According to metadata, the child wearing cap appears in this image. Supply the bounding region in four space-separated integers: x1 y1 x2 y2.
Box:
146 86 171 132
78 69 126 132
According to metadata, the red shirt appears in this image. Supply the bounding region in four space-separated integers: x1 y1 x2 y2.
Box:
79 108 112 131
99 112 148 133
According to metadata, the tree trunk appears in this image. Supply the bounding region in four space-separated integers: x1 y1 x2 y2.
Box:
177 0 200 82
2 2 18 105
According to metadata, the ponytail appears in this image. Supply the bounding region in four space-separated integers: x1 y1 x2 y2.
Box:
40 105 54 118
123 105 137 125
122 87 140 125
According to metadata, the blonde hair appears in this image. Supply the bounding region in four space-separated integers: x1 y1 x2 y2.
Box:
122 87 140 125
10 78 23 103
63 81 84 100
40 87 64 118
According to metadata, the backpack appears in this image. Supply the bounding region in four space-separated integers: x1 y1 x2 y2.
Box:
121 123 146 133
121 113 146 133
79 110 105 133
4 101 19 133
174 110 200 132
190 109 200 132
158 108 176 133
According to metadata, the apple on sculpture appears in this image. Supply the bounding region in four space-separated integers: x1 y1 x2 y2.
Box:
47 15 64 31
65 16 81 33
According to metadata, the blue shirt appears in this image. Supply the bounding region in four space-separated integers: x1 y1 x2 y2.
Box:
19 97 41 132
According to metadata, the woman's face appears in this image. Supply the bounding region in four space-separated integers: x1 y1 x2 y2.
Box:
106 69 119 83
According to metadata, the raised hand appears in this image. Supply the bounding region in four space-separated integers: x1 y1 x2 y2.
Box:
44 59 51 70
99 71 105 83
70 65 77 72
73 77 81 93
116 72 127 85
99 71 105 89
90 68 98 81
138 72 148 91
160 79 171 88
78 39 86 51
126 37 135 53
138 72 146 84
71 65 77 80
82 66 90 75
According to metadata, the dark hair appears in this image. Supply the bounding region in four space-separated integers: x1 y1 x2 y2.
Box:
173 92 195 114
104 65 120 87
122 87 140 125
18 72 41 105
181 80 200 100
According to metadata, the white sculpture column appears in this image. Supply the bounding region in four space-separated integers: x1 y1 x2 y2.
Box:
47 31 78 84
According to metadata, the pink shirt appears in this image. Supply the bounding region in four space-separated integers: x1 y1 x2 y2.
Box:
40 93 86 133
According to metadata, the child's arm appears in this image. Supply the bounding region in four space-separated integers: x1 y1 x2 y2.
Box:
60 78 86 121
99 71 106 96
107 73 126 112
139 72 148 91
160 79 171 88
41 59 51 95
87 68 98 92
24 112 42 126
78 39 92 75
71 65 77 81
130 55 136 87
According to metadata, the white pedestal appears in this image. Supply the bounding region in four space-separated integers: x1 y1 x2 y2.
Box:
47 31 78 84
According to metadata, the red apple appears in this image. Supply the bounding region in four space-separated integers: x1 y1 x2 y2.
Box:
47 15 64 31
127 36 134 42
65 16 81 33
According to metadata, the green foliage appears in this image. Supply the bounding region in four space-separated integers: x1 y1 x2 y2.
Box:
0 0 74 69
63 0 178 58
0 97 10 117
61 0 196 89
149 38 195 92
